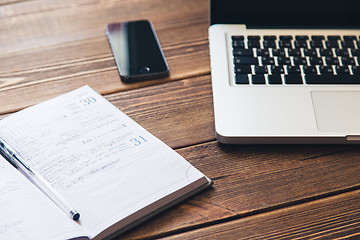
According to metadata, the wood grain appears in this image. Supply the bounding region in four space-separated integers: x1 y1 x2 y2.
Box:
119 141 360 239
0 0 28 5
0 0 210 114
0 0 208 54
162 190 360 240
106 75 215 149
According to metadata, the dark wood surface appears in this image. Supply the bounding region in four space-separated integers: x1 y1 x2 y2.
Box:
2 0 360 239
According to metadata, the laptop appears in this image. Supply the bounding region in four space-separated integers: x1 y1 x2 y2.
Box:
209 0 360 144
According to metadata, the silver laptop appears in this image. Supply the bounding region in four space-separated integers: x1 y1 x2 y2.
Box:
209 0 360 144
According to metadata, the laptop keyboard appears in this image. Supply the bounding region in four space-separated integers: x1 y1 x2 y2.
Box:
232 35 360 85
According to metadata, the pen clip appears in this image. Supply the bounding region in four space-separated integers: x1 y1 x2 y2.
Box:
0 139 18 168
0 137 33 174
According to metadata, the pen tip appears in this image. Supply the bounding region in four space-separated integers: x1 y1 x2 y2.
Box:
73 213 80 221
70 210 80 221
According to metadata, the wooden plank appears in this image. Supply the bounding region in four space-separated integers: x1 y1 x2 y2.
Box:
0 0 209 54
107 75 215 148
118 140 360 239
0 38 209 114
0 0 210 114
162 190 360 239
0 0 30 5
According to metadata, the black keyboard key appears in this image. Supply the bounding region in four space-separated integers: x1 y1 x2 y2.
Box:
247 40 260 48
233 48 253 56
312 36 325 40
268 75 282 84
304 49 318 56
343 36 357 41
303 66 318 74
232 36 244 40
341 41 355 48
352 66 360 74
294 40 308 48
305 74 360 84
336 66 350 74
256 49 270 56
234 65 252 74
254 66 268 74
310 40 324 48
293 57 307 65
295 36 309 40
351 49 360 57
263 35 277 40
270 65 285 74
234 56 258 65
319 66 333 74
288 49 301 56
284 74 303 84
319 49 333 57
252 75 266 84
341 57 355 65
263 40 277 48
248 36 261 40
280 36 293 40
309 57 323 65
272 49 286 56
287 66 301 74
335 49 350 57
327 36 341 41
325 41 339 48
232 40 245 48
279 40 292 48
325 57 339 65
261 56 275 65
277 56 291 65
235 74 249 84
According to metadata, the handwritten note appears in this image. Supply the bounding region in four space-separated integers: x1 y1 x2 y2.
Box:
0 156 87 240
0 89 139 193
0 86 207 239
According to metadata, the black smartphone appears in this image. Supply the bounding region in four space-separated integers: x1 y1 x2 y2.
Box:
106 20 169 82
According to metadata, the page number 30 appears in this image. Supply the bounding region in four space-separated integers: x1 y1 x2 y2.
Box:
80 97 97 106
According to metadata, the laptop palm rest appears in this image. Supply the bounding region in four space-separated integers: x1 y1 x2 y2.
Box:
312 91 360 132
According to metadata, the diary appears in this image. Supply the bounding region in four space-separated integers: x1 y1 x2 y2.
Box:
0 86 211 240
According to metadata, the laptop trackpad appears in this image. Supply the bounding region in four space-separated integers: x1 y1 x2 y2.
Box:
311 91 360 132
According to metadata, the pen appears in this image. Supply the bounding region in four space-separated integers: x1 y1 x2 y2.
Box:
0 136 80 221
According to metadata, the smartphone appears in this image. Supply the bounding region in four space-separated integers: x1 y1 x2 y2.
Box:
106 20 169 82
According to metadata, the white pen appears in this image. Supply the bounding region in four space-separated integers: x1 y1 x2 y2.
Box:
0 136 80 221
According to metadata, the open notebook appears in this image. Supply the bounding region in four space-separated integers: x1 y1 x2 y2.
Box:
0 86 211 240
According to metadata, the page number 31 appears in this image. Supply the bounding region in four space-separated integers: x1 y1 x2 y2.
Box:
130 136 148 146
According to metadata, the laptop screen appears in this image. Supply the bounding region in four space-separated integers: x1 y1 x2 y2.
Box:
210 0 360 28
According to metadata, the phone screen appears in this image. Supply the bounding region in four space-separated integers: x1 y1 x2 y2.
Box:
106 20 169 82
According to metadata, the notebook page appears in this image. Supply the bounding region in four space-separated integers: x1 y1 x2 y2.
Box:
0 86 206 237
0 155 87 240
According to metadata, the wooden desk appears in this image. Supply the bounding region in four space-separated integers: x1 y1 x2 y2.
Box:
1 0 360 239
